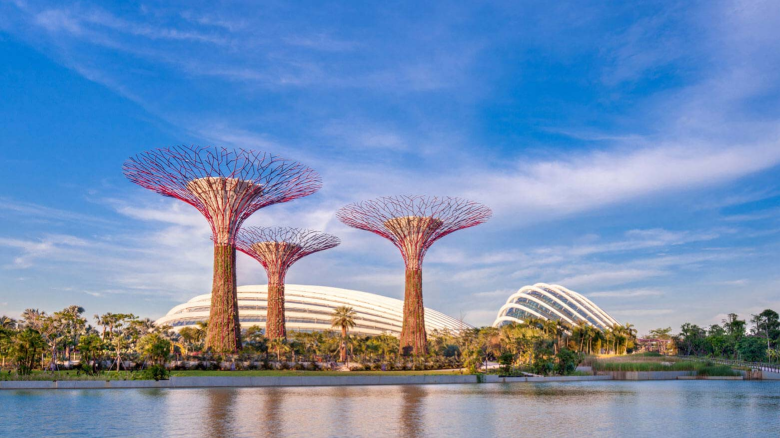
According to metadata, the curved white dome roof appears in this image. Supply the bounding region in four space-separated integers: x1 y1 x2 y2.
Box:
493 283 619 330
157 284 469 337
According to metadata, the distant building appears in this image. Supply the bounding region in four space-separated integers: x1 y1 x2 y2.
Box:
157 284 469 337
492 283 619 330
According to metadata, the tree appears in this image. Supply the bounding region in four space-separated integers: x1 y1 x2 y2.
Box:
12 328 45 375
331 306 356 362
0 315 17 330
623 323 637 353
138 333 172 365
0 327 13 368
99 313 137 371
555 348 580 375
269 338 291 363
78 334 104 364
736 336 767 362
21 309 45 330
752 309 779 351
723 314 746 339
649 327 673 355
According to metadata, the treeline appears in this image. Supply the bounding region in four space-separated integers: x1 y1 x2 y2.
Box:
0 306 637 377
648 309 780 362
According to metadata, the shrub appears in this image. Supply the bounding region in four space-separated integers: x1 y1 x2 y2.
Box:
135 364 170 381
498 351 515 375
555 348 580 375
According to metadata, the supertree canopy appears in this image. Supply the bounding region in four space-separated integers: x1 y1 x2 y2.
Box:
336 195 491 355
123 146 321 353
235 227 340 340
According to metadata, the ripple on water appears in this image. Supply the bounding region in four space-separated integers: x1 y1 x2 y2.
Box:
1 381 779 438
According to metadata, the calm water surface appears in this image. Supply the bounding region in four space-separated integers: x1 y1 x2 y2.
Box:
2 381 779 437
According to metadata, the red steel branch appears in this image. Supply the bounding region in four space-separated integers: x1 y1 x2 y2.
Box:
235 227 340 340
123 146 321 353
336 195 491 355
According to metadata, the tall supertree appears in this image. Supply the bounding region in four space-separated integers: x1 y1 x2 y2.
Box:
123 146 321 353
235 227 340 340
336 195 491 355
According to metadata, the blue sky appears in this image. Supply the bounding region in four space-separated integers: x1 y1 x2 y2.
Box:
1 0 779 334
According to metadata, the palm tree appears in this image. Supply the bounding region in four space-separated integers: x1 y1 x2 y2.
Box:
623 323 637 353
21 309 45 330
269 338 290 363
0 315 16 330
331 306 356 362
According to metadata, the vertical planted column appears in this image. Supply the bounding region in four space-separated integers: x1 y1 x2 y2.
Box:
337 196 492 356
236 228 340 340
259 245 289 340
187 176 262 353
123 146 321 354
400 267 425 354
207 243 241 352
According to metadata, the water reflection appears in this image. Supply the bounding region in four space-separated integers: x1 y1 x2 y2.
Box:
1 382 779 437
400 385 427 438
261 388 284 437
206 389 238 437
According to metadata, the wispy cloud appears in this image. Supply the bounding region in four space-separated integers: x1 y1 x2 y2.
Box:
587 289 664 298
611 308 674 316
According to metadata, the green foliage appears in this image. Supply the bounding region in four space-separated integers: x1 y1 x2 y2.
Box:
673 309 778 362
531 339 555 376
593 361 698 372
697 364 740 377
12 328 46 375
554 348 580 375
736 336 767 362
498 351 514 374
78 334 104 363
138 333 172 365
134 364 170 381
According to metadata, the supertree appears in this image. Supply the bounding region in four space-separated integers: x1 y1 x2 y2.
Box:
235 227 340 340
123 146 321 353
336 195 491 355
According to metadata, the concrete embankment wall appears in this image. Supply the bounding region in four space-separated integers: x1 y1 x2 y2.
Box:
485 375 612 383
762 371 780 380
603 371 694 380
0 374 615 390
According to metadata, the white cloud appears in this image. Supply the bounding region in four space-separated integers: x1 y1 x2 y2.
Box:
557 269 665 288
473 288 515 298
467 143 780 222
587 289 664 298
610 308 674 316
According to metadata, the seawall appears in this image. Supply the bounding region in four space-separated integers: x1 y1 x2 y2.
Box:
0 374 611 390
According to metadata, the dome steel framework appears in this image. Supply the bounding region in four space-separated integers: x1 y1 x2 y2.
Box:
492 283 619 330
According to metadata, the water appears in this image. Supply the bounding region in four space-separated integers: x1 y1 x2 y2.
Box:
2 381 779 437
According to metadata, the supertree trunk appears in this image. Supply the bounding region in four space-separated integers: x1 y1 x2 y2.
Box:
400 267 427 355
265 271 287 340
205 243 242 353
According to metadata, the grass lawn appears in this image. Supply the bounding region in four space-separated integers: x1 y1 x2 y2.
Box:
170 369 465 377
0 370 136 381
0 369 466 381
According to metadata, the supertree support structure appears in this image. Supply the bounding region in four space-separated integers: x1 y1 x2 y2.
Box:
123 146 321 353
336 196 491 355
235 227 340 340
